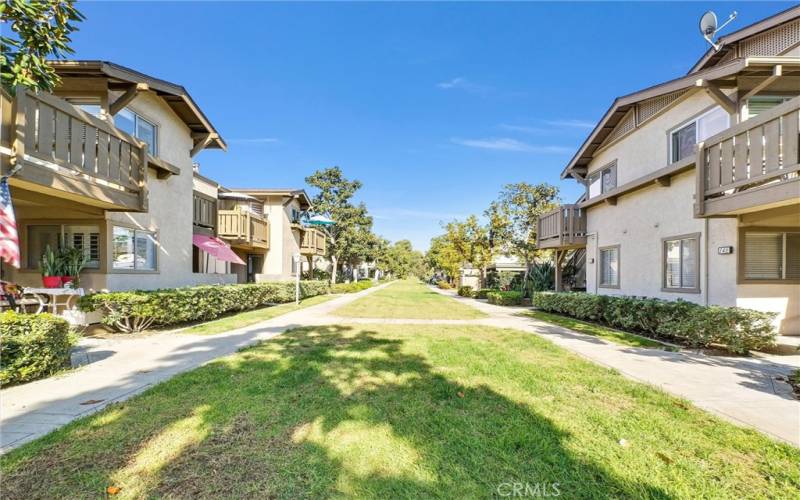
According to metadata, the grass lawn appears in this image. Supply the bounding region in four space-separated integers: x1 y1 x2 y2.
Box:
3 324 798 498
333 279 486 319
181 294 338 335
521 310 668 349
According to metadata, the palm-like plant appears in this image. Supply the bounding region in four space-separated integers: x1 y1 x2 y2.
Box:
39 245 62 277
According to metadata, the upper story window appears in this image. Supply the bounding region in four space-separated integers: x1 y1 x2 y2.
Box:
747 96 791 119
114 108 158 155
669 106 729 163
587 161 617 198
291 208 302 223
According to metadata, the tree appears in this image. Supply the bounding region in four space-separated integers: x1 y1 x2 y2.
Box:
1 0 85 92
442 215 493 286
426 235 461 284
305 166 373 284
383 240 424 279
485 182 559 282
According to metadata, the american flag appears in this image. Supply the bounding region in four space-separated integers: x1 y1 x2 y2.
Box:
0 177 20 268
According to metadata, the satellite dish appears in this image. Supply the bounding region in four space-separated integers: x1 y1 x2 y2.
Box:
699 10 737 52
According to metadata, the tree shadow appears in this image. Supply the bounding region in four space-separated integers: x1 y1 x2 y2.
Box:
0 324 715 498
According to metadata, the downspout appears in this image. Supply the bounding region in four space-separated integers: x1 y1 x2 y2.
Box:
585 232 598 294
704 217 709 306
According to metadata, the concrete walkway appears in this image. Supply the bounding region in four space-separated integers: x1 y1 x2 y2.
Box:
2 281 798 453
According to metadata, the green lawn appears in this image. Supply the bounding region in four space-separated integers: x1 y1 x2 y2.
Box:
181 294 338 335
521 310 668 349
3 324 798 498
333 280 486 319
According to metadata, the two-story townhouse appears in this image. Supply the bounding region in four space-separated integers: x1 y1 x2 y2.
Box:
540 7 800 335
215 188 326 282
0 60 236 290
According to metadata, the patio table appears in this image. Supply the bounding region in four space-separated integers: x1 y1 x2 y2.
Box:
24 287 85 314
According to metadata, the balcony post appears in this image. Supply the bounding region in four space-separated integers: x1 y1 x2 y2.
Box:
694 141 705 217
10 86 27 170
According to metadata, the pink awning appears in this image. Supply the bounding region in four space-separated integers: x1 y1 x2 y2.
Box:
192 234 246 265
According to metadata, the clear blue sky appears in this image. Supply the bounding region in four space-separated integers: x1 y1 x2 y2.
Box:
70 1 792 251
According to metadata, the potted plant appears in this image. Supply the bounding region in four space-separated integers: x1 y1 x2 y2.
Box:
61 247 89 288
39 245 63 288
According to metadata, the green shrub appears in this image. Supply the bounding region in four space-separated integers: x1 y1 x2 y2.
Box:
0 311 75 385
487 291 524 306
475 288 498 299
532 292 777 354
331 280 374 294
436 281 452 290
457 286 474 297
80 280 330 333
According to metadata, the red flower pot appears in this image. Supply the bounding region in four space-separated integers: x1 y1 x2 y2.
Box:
61 276 75 286
42 276 62 288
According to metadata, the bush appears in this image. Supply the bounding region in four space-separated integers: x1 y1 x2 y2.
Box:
532 292 777 354
80 280 330 333
487 291 524 306
331 280 374 294
457 286 474 297
436 281 452 289
0 311 75 385
475 288 498 299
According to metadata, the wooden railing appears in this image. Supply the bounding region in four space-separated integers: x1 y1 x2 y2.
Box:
696 96 800 216
300 227 326 255
217 209 269 249
1 87 147 211
536 204 587 249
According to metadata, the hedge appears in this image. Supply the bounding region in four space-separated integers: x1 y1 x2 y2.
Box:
487 291 524 306
436 281 452 290
457 286 474 297
80 280 330 333
475 288 498 299
0 311 75 385
532 292 777 354
331 280 374 294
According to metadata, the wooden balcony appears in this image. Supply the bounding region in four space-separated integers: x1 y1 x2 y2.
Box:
1 87 147 212
300 227 326 256
536 205 587 250
217 209 269 250
696 96 800 217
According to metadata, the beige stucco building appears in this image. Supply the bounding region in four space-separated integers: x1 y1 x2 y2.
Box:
540 8 800 335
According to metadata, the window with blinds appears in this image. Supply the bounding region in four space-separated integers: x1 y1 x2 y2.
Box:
26 224 101 269
599 246 619 288
743 231 800 281
747 96 790 119
663 235 699 291
587 161 617 199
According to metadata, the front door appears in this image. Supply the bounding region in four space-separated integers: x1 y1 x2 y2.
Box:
246 254 263 283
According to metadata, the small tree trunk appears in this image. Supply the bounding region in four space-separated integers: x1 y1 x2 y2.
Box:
331 255 338 284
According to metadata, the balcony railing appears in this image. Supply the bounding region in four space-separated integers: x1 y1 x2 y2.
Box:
536 204 587 250
300 227 326 255
217 209 269 249
1 87 147 212
696 95 800 217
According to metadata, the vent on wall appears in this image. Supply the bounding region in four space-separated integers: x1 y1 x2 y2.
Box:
602 109 636 147
636 89 690 125
740 19 800 58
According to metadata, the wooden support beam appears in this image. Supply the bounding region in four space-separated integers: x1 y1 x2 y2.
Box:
740 65 782 103
109 83 149 116
190 133 218 157
654 175 671 187
604 196 617 206
695 79 736 115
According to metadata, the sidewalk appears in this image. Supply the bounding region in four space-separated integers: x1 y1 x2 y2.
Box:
0 284 389 453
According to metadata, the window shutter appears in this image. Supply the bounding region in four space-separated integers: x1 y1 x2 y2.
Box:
744 233 782 279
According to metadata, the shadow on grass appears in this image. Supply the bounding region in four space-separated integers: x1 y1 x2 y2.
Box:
2 325 673 498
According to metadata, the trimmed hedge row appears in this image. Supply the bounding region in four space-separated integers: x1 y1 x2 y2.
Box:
487 291 524 306
80 281 330 333
331 279 374 294
475 288 499 299
457 286 474 297
436 281 452 290
532 292 777 354
0 311 75 386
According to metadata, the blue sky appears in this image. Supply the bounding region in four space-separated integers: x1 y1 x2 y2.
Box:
70 1 793 250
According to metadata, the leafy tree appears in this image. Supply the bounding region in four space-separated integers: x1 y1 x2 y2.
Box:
426 235 461 284
305 166 373 283
383 240 424 279
442 215 493 285
1 0 85 92
485 182 559 282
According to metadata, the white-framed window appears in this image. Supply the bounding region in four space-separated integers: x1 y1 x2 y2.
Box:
599 246 620 288
26 224 101 270
114 108 158 155
663 234 700 292
587 161 617 198
742 230 800 281
746 96 791 119
669 106 729 163
112 226 157 271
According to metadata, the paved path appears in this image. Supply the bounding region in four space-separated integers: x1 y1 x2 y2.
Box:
2 281 798 453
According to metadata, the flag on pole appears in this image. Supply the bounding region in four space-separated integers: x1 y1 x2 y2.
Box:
0 177 20 268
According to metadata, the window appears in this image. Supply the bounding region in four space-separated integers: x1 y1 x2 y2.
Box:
742 230 800 281
114 108 157 155
599 246 620 288
663 234 700 292
670 106 729 162
587 161 617 198
747 96 791 119
112 226 157 271
26 224 100 269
